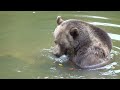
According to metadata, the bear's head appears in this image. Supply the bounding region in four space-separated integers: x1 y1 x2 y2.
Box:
52 16 91 58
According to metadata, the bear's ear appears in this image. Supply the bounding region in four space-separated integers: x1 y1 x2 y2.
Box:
57 16 64 25
70 27 79 39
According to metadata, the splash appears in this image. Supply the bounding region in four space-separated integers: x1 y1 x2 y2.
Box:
40 47 54 60
40 47 69 63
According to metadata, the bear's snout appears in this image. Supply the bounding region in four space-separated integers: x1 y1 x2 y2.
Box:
52 45 62 58
52 49 62 58
53 53 61 58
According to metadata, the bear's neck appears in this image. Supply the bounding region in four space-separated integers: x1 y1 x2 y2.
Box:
74 38 91 54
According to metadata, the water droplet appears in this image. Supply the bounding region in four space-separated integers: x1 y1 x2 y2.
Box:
33 12 36 13
44 77 49 79
17 70 21 72
60 77 64 78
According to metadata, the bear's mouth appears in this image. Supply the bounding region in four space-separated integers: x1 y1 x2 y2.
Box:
64 49 68 55
53 49 68 58
53 53 62 58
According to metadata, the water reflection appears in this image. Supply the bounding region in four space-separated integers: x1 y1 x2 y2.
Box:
75 15 109 19
113 46 120 50
88 22 120 28
108 33 120 41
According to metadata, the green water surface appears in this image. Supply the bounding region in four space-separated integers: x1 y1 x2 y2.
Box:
0 11 120 79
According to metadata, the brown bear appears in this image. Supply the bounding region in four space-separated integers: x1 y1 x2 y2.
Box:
52 16 112 69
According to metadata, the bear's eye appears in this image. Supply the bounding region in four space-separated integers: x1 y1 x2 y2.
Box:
54 40 57 44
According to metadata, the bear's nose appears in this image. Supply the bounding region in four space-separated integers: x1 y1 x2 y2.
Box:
54 53 61 58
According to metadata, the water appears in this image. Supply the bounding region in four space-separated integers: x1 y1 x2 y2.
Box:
0 11 120 79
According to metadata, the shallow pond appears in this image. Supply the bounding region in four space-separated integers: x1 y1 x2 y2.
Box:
0 11 120 79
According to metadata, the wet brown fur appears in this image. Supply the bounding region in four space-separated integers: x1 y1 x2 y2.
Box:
53 16 112 69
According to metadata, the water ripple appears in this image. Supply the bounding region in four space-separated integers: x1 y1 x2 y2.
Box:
41 47 69 63
108 33 120 41
75 15 109 19
88 22 120 28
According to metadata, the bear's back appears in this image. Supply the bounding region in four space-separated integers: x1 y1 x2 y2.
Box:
89 24 112 51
